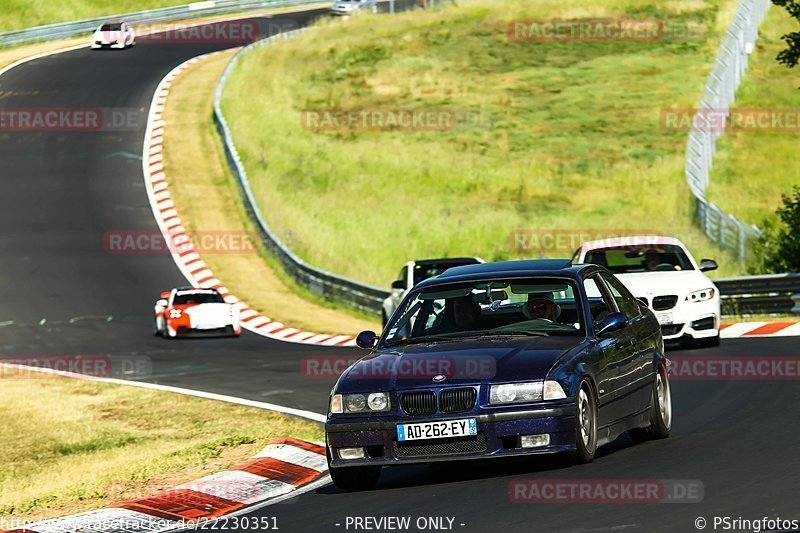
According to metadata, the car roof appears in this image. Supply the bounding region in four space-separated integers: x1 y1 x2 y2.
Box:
580 235 686 251
414 257 481 267
415 259 588 288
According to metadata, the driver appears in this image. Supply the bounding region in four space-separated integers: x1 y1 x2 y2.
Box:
523 294 561 322
644 252 662 271
452 295 481 330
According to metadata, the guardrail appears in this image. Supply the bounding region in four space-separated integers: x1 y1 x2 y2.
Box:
716 273 800 316
213 4 419 316
684 0 770 261
0 0 328 48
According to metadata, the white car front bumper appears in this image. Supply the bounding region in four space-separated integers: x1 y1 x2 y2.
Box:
640 295 720 341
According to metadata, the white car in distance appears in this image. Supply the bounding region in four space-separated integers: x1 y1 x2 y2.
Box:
91 22 135 49
382 257 484 327
573 236 721 347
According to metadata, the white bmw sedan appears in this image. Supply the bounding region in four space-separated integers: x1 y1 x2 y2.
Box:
573 236 720 347
91 22 135 49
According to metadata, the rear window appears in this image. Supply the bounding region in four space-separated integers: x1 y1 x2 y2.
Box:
100 23 122 31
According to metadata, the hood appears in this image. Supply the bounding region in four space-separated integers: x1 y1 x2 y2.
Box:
176 303 236 326
93 29 122 42
615 270 716 299
337 336 582 392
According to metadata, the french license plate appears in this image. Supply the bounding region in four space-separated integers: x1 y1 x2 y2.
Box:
655 311 674 325
397 418 477 442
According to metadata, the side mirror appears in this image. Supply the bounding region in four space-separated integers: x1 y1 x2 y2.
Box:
160 290 171 299
596 312 628 337
636 298 649 309
356 330 378 349
156 299 168 307
391 279 406 291
699 259 718 272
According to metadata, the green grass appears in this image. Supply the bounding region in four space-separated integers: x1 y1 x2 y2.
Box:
0 370 321 520
0 1 192 32
705 6 800 226
222 0 755 286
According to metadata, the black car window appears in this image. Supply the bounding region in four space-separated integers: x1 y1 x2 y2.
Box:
583 276 615 324
599 273 640 320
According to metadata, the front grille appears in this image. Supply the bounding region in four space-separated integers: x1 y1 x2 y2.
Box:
440 388 477 413
661 324 683 336
652 295 679 311
400 390 436 416
394 434 487 457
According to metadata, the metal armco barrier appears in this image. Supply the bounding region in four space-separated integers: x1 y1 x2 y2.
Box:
0 0 327 47
716 273 800 316
684 0 770 261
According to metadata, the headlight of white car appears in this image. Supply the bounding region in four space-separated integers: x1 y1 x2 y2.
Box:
330 392 390 414
685 288 716 303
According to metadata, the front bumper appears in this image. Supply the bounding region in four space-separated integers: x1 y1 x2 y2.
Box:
326 405 576 468
167 324 240 337
91 41 126 49
642 297 720 341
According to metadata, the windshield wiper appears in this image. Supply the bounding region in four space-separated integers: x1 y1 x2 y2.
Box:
382 334 460 348
481 330 549 338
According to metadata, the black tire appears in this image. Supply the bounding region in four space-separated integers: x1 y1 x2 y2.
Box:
629 365 672 443
153 319 161 337
573 379 598 464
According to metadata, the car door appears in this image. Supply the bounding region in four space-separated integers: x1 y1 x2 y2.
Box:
585 274 639 429
599 272 655 413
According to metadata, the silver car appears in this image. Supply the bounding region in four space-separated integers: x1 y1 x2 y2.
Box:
331 0 378 16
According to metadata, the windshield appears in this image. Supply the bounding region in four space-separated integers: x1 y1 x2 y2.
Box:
172 291 225 305
100 23 122 31
585 244 694 274
381 277 584 347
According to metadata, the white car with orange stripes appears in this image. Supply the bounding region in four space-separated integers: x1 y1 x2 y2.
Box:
154 287 240 338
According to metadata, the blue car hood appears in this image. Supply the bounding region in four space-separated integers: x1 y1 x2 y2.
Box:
338 336 582 391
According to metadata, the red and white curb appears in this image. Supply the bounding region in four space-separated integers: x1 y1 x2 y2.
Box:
720 321 800 338
142 53 358 348
1 437 328 533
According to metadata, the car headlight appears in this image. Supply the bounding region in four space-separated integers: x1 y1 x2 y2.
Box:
329 392 390 414
490 382 543 404
685 288 715 303
489 380 566 404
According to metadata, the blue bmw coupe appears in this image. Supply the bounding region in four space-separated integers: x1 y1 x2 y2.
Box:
326 260 671 490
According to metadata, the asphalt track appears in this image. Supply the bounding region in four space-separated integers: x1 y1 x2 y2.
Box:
1 9 799 533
